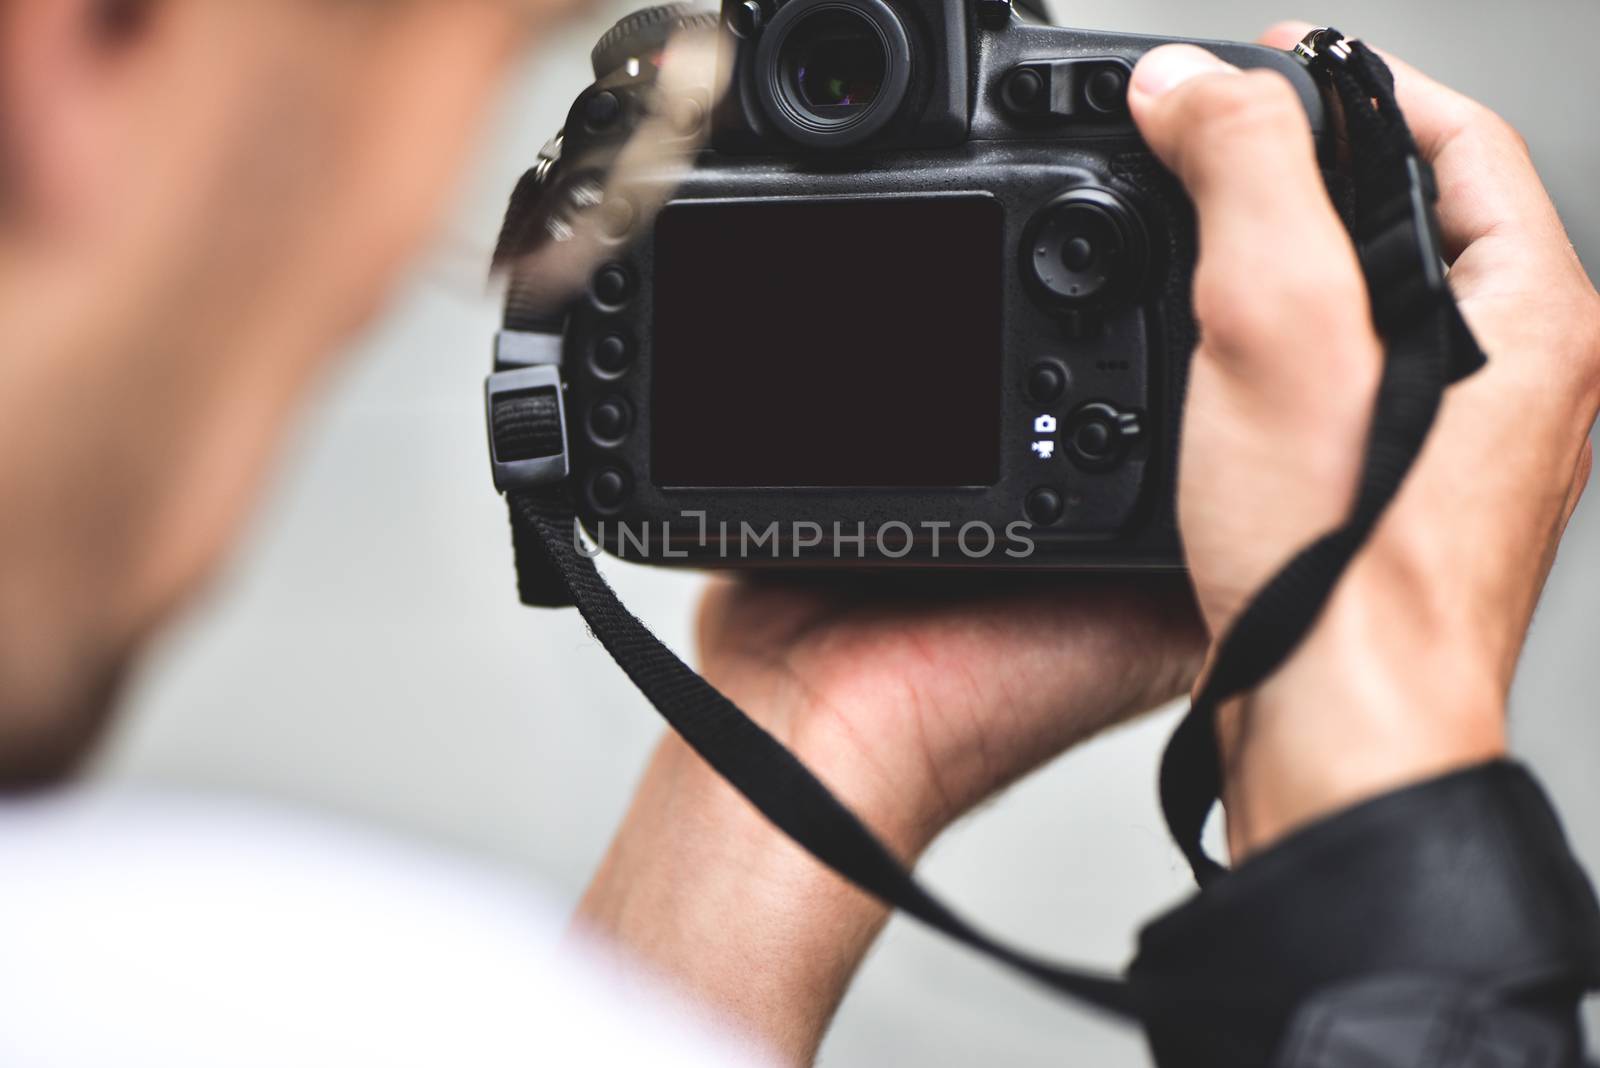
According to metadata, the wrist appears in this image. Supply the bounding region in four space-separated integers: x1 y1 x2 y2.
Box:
699 663 962 860
576 731 904 1062
1219 563 1509 860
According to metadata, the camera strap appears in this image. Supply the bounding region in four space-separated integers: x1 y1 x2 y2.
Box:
487 30 1483 1020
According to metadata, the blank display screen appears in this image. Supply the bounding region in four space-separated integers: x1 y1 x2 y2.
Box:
651 197 1004 488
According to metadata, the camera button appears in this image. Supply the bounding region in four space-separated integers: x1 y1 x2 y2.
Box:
589 466 632 514
1001 67 1047 116
1074 419 1111 457
1026 487 1065 527
599 198 636 240
1061 237 1095 271
587 397 633 445
1026 360 1068 405
592 264 635 309
592 334 634 377
728 0 763 38
1085 67 1129 115
669 96 706 136
1065 403 1143 471
584 90 623 131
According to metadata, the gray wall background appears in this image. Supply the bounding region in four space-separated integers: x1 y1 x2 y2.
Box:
98 2 1600 1064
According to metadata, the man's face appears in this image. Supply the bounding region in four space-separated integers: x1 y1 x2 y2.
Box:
0 0 575 781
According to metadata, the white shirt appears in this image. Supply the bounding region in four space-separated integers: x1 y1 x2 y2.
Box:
0 790 774 1068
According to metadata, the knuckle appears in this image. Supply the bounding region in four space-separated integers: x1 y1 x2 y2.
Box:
1192 269 1272 349
1460 98 1530 158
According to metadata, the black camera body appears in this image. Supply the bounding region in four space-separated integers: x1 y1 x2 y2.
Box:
492 1 1332 570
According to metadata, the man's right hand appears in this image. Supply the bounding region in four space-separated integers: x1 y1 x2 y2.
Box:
1127 26 1600 859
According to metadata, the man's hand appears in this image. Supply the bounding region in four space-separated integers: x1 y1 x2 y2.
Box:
695 575 1203 851
579 575 1202 1060
1128 28 1600 858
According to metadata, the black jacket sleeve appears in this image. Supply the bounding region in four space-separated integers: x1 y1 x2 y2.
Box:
1128 762 1600 1067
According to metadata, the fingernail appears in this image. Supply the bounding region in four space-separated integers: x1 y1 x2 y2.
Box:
1131 45 1239 98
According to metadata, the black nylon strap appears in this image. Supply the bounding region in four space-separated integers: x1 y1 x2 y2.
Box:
509 488 1139 1016
491 391 564 463
492 32 1483 1014
1158 37 1486 884
493 165 568 336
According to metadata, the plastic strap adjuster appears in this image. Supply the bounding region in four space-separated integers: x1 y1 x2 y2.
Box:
494 328 563 370
486 364 570 493
1359 155 1450 335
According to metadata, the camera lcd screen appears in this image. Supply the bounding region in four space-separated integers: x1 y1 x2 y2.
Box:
651 196 1004 488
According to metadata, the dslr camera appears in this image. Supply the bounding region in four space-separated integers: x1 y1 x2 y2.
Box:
488 0 1331 569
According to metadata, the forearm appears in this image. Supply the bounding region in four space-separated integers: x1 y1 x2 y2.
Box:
1217 553 1515 862
574 571 1200 1062
575 732 922 1064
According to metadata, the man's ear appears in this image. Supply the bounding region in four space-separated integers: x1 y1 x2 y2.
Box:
0 0 154 226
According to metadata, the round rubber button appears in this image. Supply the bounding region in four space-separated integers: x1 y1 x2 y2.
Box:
1026 487 1064 526
1085 67 1129 114
1026 361 1067 405
599 198 636 240
587 398 633 444
592 264 634 308
589 467 631 512
593 334 633 376
585 90 622 130
669 95 705 135
1002 68 1045 115
1074 419 1113 459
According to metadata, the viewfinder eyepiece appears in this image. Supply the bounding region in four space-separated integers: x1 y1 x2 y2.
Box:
756 0 911 148
792 11 886 111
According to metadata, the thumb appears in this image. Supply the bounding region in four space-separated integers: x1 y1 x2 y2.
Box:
1127 44 1373 367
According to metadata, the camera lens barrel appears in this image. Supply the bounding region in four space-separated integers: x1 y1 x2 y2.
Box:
756 0 913 148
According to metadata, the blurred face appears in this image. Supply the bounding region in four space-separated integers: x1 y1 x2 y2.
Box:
0 0 573 782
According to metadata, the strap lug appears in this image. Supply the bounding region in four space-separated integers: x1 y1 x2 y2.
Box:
1293 26 1354 66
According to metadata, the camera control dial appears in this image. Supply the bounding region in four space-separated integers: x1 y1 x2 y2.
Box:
1024 187 1150 308
591 3 718 78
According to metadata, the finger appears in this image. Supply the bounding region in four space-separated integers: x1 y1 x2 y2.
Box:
1257 22 1572 268
1255 20 1316 51
1128 45 1372 365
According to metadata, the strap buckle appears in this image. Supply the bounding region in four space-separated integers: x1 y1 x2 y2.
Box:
1359 154 1449 334
486 363 570 493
